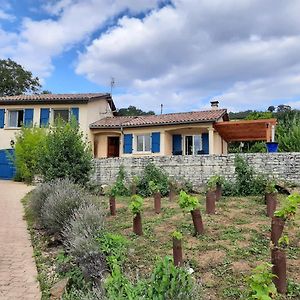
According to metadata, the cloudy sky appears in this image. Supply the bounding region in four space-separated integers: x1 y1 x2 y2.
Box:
1 0 300 113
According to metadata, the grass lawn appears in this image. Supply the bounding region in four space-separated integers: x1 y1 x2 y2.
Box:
104 193 300 299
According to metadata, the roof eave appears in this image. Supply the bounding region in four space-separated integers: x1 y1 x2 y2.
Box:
90 118 218 129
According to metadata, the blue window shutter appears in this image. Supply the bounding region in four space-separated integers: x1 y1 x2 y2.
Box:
71 107 79 123
24 109 34 127
0 109 5 128
172 134 182 155
151 132 160 153
40 108 50 127
202 133 209 154
123 134 133 154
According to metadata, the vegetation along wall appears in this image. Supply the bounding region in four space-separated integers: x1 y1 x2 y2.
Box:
93 153 300 187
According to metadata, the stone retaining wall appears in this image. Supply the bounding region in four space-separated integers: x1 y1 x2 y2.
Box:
92 153 300 187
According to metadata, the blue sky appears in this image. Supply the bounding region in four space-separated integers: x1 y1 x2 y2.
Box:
1 0 300 113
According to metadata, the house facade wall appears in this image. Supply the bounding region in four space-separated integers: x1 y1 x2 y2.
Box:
92 153 300 188
0 99 112 150
92 122 227 158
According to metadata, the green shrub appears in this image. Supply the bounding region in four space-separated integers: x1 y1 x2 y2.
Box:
129 195 144 216
105 263 138 300
274 193 300 220
14 126 46 182
223 155 266 196
109 166 130 197
105 256 198 300
28 181 54 221
62 203 105 258
178 191 200 212
40 179 92 234
247 262 277 299
137 163 169 197
38 119 92 185
277 111 300 152
145 256 194 300
96 233 128 267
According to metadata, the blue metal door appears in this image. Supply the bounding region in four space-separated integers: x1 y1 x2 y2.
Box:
0 149 15 180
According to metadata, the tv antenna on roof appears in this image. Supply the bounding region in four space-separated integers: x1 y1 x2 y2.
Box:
110 77 115 95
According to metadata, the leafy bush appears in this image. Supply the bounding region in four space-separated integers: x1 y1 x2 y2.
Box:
277 111 300 152
171 230 183 240
62 203 105 258
40 178 92 234
265 180 277 194
178 191 200 212
105 263 139 300
145 256 194 300
28 181 54 221
129 195 144 216
110 165 130 196
96 233 128 267
223 155 267 196
137 163 169 197
247 262 277 299
105 256 198 300
38 119 92 185
274 193 300 220
14 126 46 182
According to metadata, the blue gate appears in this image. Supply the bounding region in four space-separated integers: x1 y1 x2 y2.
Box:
0 149 15 180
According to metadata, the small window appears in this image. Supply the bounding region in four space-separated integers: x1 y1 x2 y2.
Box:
8 110 24 128
53 109 69 123
184 135 203 155
136 134 151 152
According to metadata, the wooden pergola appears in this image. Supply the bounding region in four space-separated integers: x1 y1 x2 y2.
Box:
214 119 277 142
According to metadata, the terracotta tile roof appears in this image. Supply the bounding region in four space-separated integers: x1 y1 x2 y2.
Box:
0 92 116 111
90 109 228 129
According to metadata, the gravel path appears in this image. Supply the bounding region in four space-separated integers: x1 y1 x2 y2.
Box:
0 181 41 300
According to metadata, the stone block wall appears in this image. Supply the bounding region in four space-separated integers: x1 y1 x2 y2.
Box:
92 153 300 187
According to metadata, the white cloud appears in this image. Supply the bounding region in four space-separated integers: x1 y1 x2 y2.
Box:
0 8 15 21
76 0 300 111
1 0 162 77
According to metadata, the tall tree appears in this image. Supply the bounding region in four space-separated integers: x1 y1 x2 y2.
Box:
117 105 155 116
0 58 41 96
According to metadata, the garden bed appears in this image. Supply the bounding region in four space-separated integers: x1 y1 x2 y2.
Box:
23 192 300 299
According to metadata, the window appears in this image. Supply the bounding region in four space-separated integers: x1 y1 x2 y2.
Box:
184 135 203 155
53 109 70 123
8 110 24 128
136 134 151 152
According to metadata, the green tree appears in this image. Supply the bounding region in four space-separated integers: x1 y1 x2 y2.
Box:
245 111 273 120
0 58 41 96
276 110 300 152
14 126 46 182
38 119 92 184
117 105 155 116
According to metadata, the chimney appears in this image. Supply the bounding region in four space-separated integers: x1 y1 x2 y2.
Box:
210 100 219 109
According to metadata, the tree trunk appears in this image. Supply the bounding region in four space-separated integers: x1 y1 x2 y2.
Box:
133 213 143 236
206 190 216 214
154 192 161 214
266 194 277 218
109 196 116 216
173 238 183 267
271 217 285 246
271 247 287 294
191 209 204 235
131 184 137 195
169 186 176 201
215 184 222 201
